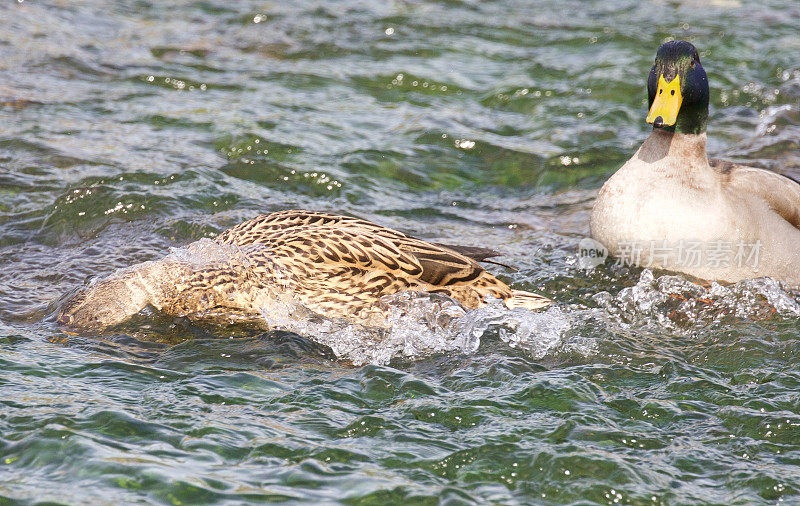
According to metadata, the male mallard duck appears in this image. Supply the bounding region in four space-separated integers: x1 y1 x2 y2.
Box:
591 40 800 287
58 210 550 330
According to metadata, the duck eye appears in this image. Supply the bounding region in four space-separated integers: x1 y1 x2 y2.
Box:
659 89 663 94
671 89 675 96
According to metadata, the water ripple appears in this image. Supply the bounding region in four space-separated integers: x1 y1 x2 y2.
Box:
2 0 800 503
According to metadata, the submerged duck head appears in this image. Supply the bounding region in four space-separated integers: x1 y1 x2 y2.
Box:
646 40 709 134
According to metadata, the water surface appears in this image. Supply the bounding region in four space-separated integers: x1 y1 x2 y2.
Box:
2 0 800 503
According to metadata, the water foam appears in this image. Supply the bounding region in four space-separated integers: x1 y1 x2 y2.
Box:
252 291 592 366
593 269 800 333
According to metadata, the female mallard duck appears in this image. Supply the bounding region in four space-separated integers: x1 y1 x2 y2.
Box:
58 210 551 330
591 40 800 287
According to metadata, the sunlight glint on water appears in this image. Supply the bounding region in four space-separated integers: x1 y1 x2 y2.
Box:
1 0 800 503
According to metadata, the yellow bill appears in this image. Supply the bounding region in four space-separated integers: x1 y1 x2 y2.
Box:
646 74 683 126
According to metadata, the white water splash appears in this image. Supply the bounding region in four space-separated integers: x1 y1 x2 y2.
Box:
289 270 800 364
252 291 591 366
593 269 800 333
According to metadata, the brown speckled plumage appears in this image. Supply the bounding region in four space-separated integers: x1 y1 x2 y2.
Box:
58 210 551 330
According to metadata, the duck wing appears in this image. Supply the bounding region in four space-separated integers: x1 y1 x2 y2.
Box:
432 243 514 270
217 209 505 269
712 159 800 228
214 210 519 312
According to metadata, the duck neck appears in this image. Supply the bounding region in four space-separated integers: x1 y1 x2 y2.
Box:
637 128 708 169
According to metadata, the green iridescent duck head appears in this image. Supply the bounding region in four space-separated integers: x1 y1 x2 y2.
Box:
646 40 709 134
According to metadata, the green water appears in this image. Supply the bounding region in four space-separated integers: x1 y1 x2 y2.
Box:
2 0 800 503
